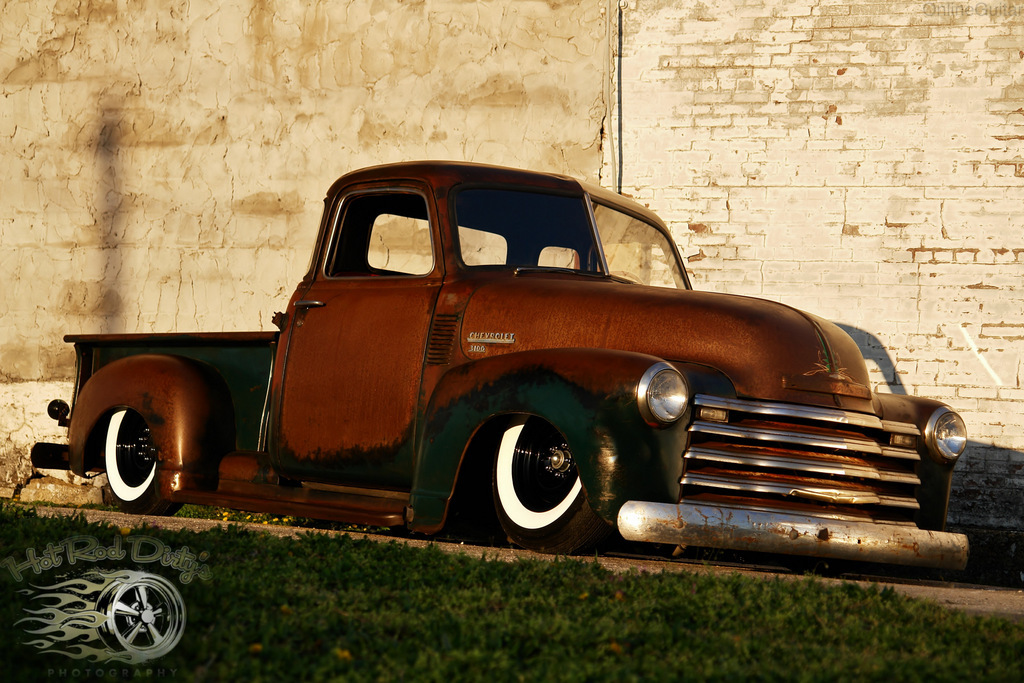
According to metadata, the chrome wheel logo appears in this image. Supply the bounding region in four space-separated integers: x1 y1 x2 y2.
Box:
18 569 186 664
4 533 211 666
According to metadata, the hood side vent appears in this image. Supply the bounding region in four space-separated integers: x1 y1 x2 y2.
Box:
426 313 460 365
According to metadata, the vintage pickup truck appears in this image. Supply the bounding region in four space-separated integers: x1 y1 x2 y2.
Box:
35 161 970 569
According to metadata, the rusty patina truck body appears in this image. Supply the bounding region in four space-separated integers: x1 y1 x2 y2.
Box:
37 162 970 569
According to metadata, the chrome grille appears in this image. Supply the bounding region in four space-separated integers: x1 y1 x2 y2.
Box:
681 395 922 524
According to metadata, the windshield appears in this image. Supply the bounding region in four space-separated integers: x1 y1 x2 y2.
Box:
452 187 688 289
592 202 688 289
454 189 603 273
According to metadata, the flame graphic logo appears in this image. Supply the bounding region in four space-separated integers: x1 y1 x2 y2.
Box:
16 569 186 664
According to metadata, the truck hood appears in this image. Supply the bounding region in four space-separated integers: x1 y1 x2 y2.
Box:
458 276 874 411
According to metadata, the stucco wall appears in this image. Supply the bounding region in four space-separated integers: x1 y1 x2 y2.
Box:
607 0 1024 528
0 0 607 491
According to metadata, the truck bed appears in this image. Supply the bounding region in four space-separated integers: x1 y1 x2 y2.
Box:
67 331 278 451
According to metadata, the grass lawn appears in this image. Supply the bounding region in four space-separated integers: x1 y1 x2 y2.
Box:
2 502 1021 682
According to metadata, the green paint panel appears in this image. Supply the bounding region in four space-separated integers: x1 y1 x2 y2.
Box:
86 340 275 452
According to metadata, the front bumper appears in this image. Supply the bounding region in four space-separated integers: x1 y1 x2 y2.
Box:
617 500 969 570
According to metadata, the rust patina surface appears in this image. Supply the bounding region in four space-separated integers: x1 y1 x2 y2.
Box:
37 162 970 568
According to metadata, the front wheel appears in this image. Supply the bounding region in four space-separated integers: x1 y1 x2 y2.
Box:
492 416 612 554
104 409 178 515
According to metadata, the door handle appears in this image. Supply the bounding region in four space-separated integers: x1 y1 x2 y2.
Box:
295 300 326 309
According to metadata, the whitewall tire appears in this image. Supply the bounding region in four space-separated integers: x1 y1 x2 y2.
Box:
492 415 612 554
102 408 176 515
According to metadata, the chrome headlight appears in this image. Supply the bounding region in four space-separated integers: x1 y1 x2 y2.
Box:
925 407 967 464
638 362 689 425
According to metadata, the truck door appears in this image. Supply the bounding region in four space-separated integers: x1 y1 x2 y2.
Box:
272 186 442 489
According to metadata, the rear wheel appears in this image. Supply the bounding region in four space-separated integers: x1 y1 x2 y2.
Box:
104 409 178 515
492 416 612 554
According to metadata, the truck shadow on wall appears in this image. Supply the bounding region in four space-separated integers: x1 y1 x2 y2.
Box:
839 324 1024 588
837 324 907 395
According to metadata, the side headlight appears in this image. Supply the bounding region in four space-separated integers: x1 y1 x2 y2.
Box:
638 362 689 425
925 407 967 464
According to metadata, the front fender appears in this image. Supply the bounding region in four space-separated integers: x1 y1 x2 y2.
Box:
68 354 235 496
874 392 962 531
410 348 695 532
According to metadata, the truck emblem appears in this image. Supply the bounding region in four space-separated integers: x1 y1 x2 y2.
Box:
466 332 516 345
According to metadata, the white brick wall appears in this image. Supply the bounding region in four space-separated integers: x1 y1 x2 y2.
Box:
607 0 1024 528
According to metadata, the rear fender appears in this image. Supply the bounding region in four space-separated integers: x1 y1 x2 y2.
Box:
410 349 705 532
68 354 236 496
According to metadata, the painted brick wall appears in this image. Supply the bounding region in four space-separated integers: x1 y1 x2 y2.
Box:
0 0 606 491
607 0 1024 528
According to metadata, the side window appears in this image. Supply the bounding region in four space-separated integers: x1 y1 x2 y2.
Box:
327 193 434 277
367 212 432 274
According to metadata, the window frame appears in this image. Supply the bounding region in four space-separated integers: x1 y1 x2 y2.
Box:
321 186 439 280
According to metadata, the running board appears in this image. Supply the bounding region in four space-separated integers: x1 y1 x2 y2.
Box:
170 481 408 527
